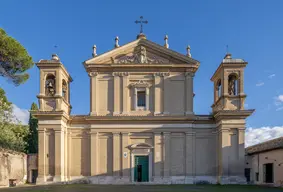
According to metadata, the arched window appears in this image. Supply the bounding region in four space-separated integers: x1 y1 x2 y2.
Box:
45 74 56 96
62 80 68 101
216 79 222 99
228 74 238 95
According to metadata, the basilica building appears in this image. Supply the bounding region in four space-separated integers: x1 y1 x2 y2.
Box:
33 32 254 184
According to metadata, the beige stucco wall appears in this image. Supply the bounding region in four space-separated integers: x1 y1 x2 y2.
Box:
91 72 193 116
0 149 27 187
246 149 283 186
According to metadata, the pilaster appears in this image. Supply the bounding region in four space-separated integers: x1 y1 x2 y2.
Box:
40 70 45 95
122 73 129 115
154 74 162 115
37 128 46 183
68 131 72 180
113 72 121 115
122 133 130 177
185 72 194 115
90 131 98 176
113 132 121 177
163 73 170 115
89 72 98 115
54 129 65 182
185 132 193 176
154 132 162 178
163 132 171 177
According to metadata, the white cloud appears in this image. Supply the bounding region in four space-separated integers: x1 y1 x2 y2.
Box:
277 95 283 102
12 104 29 125
268 74 276 79
245 126 283 147
274 95 283 110
256 82 264 87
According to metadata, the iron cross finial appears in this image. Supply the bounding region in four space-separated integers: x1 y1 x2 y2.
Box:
135 16 148 34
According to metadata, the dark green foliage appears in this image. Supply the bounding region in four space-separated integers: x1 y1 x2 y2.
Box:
0 88 29 152
26 103 38 153
0 28 33 85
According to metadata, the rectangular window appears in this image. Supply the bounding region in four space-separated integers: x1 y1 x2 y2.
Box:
137 91 146 107
256 172 259 181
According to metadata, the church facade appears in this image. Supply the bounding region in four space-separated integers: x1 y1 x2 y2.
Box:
33 33 254 184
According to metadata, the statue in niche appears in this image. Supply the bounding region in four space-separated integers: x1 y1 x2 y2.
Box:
62 80 68 101
45 76 56 96
228 76 236 95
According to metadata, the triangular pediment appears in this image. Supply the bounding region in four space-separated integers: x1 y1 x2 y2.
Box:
84 38 199 65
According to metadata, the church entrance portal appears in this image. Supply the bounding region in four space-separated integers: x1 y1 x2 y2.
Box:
134 156 149 182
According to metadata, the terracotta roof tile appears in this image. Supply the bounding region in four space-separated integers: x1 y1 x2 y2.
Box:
245 137 283 155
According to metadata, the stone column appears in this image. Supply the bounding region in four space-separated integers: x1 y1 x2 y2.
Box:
90 131 98 176
122 133 130 179
113 132 121 177
154 133 162 180
113 73 121 115
89 72 98 115
122 73 129 115
37 128 46 183
154 74 162 115
68 131 72 180
163 132 171 177
185 72 194 115
185 132 193 179
54 129 65 182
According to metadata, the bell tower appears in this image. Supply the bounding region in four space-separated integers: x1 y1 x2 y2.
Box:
36 54 72 114
211 53 254 184
34 54 72 183
211 53 246 112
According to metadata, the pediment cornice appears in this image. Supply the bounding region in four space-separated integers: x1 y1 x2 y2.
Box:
84 39 200 66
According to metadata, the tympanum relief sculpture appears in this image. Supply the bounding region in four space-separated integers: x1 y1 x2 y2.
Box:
116 46 169 64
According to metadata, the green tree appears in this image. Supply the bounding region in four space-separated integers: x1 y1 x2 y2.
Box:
26 103 38 153
0 28 33 85
0 87 29 152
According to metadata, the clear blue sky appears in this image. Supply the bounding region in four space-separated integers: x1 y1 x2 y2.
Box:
1 0 283 128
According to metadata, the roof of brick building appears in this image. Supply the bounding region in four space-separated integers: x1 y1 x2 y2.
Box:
245 137 283 155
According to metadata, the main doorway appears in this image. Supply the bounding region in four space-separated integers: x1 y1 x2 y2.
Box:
264 163 274 183
134 156 149 182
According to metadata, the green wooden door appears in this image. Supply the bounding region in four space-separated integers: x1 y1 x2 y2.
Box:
134 156 149 182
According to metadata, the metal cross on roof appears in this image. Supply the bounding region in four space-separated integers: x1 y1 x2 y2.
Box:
135 16 148 34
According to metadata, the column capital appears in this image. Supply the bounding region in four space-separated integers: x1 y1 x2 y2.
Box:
185 72 195 78
154 132 162 135
113 132 120 136
112 72 128 77
89 72 98 77
163 132 171 135
121 132 129 136
185 132 194 136
154 72 170 77
90 130 98 135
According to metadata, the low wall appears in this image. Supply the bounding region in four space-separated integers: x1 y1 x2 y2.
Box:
0 148 27 187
